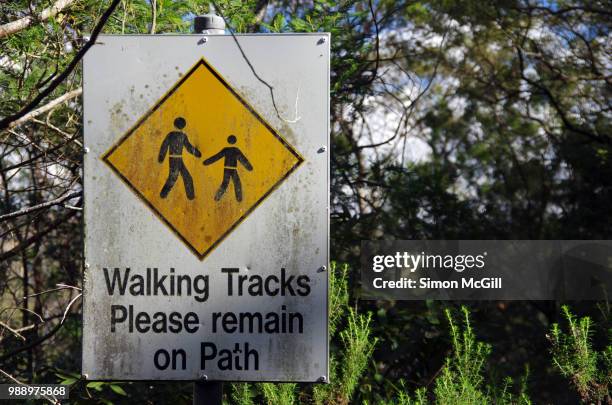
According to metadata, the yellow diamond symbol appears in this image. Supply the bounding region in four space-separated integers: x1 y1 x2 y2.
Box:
102 58 304 259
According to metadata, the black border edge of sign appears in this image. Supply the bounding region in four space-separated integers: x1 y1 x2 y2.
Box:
101 57 305 261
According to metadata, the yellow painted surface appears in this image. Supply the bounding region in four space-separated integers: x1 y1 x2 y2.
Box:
103 58 303 259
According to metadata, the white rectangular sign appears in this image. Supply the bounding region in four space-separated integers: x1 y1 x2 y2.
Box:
82 34 329 381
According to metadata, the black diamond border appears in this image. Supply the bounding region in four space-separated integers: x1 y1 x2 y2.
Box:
101 57 304 260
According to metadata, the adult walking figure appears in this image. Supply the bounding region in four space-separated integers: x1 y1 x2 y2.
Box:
158 117 201 200
203 135 253 202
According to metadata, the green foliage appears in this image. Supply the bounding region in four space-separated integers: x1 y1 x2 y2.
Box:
328 262 349 337
262 13 287 33
383 383 427 405
549 305 611 404
230 383 254 405
212 0 260 33
56 371 80 386
312 264 377 405
495 373 531 405
226 264 377 405
388 307 531 405
54 372 131 405
260 382 297 405
433 307 491 404
337 309 377 401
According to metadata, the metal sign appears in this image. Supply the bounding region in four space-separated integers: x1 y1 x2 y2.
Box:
82 34 329 382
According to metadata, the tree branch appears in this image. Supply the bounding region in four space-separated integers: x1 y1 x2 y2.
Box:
0 0 121 132
150 0 157 34
8 88 82 129
211 0 302 123
0 0 77 39
0 318 64 364
0 211 77 262
0 191 81 221
1 132 80 173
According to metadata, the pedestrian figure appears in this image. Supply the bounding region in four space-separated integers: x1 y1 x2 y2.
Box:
203 135 253 202
158 117 201 200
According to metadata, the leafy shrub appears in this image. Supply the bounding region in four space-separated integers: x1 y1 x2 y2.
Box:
392 307 531 405
548 305 611 404
230 263 377 405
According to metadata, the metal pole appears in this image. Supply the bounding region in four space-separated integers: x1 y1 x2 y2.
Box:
193 13 226 35
193 378 223 405
192 12 226 403
191 11 225 405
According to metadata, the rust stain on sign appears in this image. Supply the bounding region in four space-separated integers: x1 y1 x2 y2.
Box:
102 58 304 259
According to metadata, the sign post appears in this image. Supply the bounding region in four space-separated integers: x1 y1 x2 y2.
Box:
192 14 226 404
82 21 330 403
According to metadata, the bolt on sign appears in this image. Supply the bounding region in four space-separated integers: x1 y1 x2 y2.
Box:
82 35 329 381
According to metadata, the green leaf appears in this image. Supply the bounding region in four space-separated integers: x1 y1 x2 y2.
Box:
87 381 104 391
290 18 309 32
60 378 77 385
272 13 285 32
110 384 127 396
